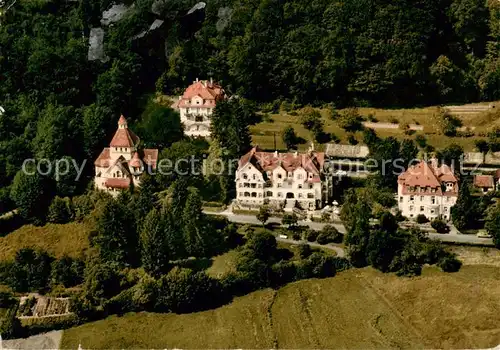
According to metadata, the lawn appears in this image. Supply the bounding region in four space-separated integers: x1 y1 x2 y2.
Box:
61 265 500 349
0 222 90 261
251 105 500 152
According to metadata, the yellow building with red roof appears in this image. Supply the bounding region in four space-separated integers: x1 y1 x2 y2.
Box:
94 115 158 195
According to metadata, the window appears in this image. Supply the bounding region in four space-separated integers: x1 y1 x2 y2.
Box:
277 192 283 198
277 183 282 188
399 196 403 203
420 196 424 201
420 206 424 212
309 184 313 189
409 205 414 211
431 196 435 204
298 184 303 189
298 193 303 198
244 183 250 188
288 172 292 177
239 192 243 197
307 193 314 199
430 208 435 214
266 191 273 197
297 174 303 180
444 207 448 213
410 195 414 201
239 183 242 188
251 183 256 188
243 174 248 180
278 174 282 179
253 174 257 180
258 193 262 198
244 192 250 197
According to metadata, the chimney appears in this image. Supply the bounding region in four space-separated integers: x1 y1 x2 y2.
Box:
210 77 213 84
274 150 278 158
196 77 199 82
430 157 438 169
294 151 298 158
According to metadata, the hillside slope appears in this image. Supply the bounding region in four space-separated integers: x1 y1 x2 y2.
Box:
61 265 500 349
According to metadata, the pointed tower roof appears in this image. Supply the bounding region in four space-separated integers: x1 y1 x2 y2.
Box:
110 115 139 147
118 115 127 126
129 152 142 167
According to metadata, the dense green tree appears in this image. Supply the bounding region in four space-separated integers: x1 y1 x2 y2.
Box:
137 105 183 149
7 248 53 292
47 196 73 224
256 206 271 226
182 188 207 257
92 198 138 266
282 126 298 150
436 144 464 169
51 256 85 288
282 213 298 228
210 99 252 159
485 204 500 248
82 104 114 160
452 181 478 230
140 208 170 277
10 168 53 225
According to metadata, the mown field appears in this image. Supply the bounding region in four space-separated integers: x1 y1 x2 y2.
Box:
0 222 90 261
61 265 500 349
251 105 499 151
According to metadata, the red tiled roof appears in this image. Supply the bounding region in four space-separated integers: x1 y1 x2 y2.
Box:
94 148 111 167
398 159 458 196
143 149 158 168
238 147 325 175
177 80 225 108
474 175 494 188
104 178 131 189
118 115 127 125
129 152 142 168
110 128 140 148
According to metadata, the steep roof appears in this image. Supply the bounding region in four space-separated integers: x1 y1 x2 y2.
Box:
238 147 325 176
398 159 458 196
177 79 225 108
109 116 140 148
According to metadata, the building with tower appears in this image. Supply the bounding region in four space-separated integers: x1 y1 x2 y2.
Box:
94 115 158 195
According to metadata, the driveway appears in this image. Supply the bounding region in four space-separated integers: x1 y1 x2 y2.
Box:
205 211 494 247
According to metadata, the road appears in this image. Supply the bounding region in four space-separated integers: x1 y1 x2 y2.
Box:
204 210 494 247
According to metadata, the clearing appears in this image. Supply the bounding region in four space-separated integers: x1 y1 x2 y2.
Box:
61 265 500 349
251 104 499 151
0 222 90 261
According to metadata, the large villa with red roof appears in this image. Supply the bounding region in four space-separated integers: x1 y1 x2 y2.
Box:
173 78 226 137
397 158 458 220
94 115 158 195
235 146 332 211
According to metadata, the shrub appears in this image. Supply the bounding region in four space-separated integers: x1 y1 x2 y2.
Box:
291 231 301 241
297 243 313 259
431 218 449 233
347 134 358 145
0 307 23 339
306 230 319 242
320 225 343 243
415 214 429 224
47 196 73 224
437 252 462 272
7 248 54 293
338 108 363 132
367 114 378 122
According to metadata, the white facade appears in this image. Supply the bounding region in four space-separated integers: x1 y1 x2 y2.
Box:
397 187 457 221
175 79 225 138
397 160 458 221
235 149 330 211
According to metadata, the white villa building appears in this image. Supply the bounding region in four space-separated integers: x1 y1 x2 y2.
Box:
173 78 226 137
94 115 158 195
397 159 458 221
235 146 332 211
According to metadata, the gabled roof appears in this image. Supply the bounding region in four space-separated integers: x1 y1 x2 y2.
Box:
238 147 325 176
398 159 458 196
177 79 225 108
474 175 494 188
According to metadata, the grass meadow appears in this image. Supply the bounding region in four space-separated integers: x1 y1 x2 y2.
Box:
61 265 500 349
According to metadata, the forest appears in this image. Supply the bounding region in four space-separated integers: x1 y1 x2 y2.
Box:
0 0 499 211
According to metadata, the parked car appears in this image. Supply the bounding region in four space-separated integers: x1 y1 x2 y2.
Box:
279 234 288 239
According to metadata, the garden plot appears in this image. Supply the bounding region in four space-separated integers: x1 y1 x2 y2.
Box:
17 295 71 319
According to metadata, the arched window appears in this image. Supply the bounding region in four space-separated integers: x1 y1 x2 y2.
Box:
307 193 314 199
251 192 257 198
244 192 250 197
